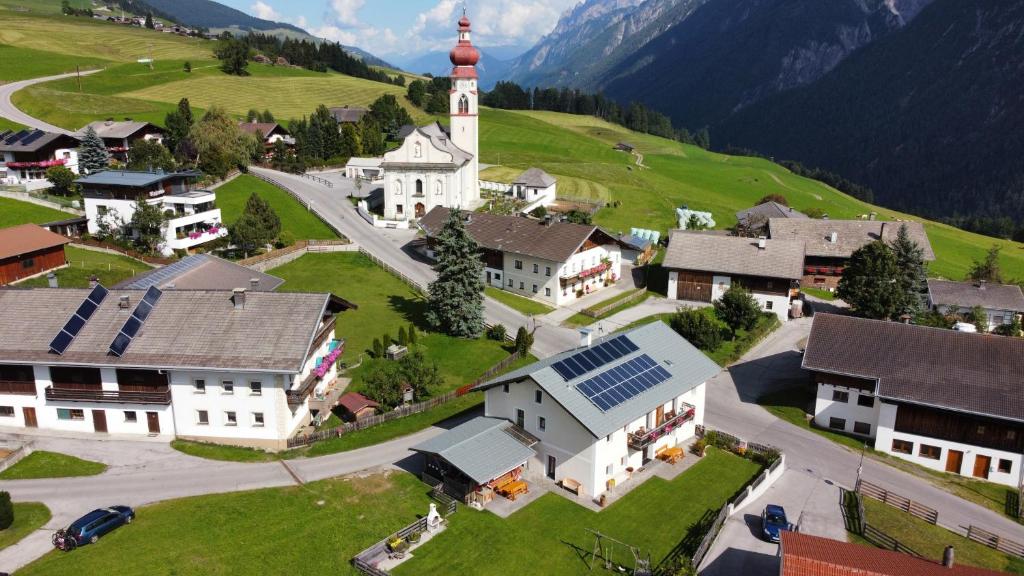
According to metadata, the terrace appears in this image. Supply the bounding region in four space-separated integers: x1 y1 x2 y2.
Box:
44 386 170 404
627 404 696 451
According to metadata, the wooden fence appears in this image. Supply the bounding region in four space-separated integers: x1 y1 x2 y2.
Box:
71 238 175 265
856 479 938 525
352 492 457 576
841 488 922 558
696 425 780 461
236 239 351 268
581 289 647 319
966 525 1024 558
287 349 523 448
357 247 428 295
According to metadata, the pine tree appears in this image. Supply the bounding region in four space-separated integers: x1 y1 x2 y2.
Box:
408 324 417 345
230 193 281 257
968 245 1004 284
144 11 154 29
514 326 533 355
426 209 484 338
164 98 194 157
260 109 275 123
183 61 192 73
0 491 12 530
341 123 362 158
78 126 110 174
398 326 408 346
890 223 928 316
372 338 383 358
246 109 259 122
837 241 901 320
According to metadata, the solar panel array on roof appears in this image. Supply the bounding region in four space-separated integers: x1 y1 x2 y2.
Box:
20 130 44 146
575 354 672 412
108 286 162 357
121 255 207 289
551 335 639 381
49 284 109 354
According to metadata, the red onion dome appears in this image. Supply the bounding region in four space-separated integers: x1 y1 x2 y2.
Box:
459 15 471 30
450 42 479 66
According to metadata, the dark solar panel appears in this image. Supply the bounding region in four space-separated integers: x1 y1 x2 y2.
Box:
64 313 86 335
141 286 162 306
49 330 74 355
108 287 162 356
20 130 44 145
551 335 639 381
109 333 131 357
131 300 153 322
574 354 673 413
75 299 98 321
87 284 109 304
121 316 143 338
48 283 109 355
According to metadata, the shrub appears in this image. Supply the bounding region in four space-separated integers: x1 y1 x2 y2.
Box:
487 324 507 341
398 326 408 346
372 338 383 358
275 230 296 248
669 307 723 351
408 324 417 345
0 491 12 530
713 284 761 338
690 439 707 455
514 326 533 355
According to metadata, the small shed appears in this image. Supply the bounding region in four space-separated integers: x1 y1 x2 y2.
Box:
0 224 70 285
512 168 557 206
614 142 635 153
337 392 379 421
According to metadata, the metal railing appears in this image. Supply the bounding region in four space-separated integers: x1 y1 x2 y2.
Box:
626 405 695 451
44 386 171 405
301 173 334 188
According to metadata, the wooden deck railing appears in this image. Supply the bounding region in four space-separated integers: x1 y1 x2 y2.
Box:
44 386 171 405
0 381 36 395
627 405 695 451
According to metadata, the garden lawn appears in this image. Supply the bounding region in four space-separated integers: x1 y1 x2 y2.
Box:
616 309 778 367
0 503 50 551
0 451 105 479
565 289 653 327
17 245 152 288
17 471 434 576
484 286 554 316
394 449 761 575
856 496 1024 574
170 440 279 463
0 197 74 228
214 175 339 241
801 287 836 301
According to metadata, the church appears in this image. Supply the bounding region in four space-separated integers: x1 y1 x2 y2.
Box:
381 13 481 221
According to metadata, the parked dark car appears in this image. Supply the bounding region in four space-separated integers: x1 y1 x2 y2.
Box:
761 504 789 543
53 506 135 551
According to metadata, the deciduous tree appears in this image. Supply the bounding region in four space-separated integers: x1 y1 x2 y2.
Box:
127 139 175 171
128 195 168 254
669 307 723 351
713 284 761 338
45 165 77 196
968 245 1004 284
426 209 484 338
189 106 261 178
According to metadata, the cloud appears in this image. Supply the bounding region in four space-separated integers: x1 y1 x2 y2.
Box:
309 24 358 46
250 1 280 21
327 0 365 27
411 0 458 34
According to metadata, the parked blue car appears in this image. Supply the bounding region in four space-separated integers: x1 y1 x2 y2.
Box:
53 506 135 551
761 504 789 543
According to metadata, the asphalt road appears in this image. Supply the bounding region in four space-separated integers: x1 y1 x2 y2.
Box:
0 70 101 134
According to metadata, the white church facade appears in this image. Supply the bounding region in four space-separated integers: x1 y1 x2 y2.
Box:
381 13 481 222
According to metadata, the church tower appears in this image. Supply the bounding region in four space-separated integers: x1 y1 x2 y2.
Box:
449 10 480 204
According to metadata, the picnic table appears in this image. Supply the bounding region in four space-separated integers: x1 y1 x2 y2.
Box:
658 446 684 465
497 480 528 500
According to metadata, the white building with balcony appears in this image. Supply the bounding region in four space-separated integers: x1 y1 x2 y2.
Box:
0 286 354 450
412 322 718 503
0 129 80 190
418 207 624 308
78 170 228 256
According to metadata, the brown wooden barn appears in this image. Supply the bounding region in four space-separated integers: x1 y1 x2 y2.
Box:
0 224 71 285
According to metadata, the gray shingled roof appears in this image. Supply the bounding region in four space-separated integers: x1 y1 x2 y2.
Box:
802 314 1024 422
113 255 285 292
478 321 720 438
514 168 556 188
735 202 807 226
0 129 78 153
76 170 200 188
768 219 935 260
419 206 613 263
328 107 368 123
411 417 536 485
0 288 332 372
927 279 1024 312
663 230 805 280
77 121 162 140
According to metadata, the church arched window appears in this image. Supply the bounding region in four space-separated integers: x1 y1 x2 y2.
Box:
414 142 422 158
416 179 424 195
458 95 469 114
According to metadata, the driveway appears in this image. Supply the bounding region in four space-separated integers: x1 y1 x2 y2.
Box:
0 70 101 133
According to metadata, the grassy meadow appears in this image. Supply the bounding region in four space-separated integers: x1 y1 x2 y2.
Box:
0 450 106 479
0 44 108 83
215 175 340 240
0 502 50 551
0 197 73 227
18 245 152 288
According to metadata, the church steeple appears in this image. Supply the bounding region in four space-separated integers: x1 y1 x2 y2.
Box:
448 8 480 206
449 9 480 78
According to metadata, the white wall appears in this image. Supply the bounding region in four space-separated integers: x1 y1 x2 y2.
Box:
812 382 881 437
671 272 789 321
382 131 470 221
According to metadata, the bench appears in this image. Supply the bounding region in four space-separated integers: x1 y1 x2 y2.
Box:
560 478 582 496
498 480 529 501
657 446 685 465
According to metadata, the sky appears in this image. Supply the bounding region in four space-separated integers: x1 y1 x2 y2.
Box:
217 0 582 57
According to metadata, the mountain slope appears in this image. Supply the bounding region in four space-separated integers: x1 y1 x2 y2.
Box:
715 0 1024 222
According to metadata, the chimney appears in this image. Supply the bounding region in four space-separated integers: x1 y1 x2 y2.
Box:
544 214 553 227
579 328 593 348
757 236 767 250
119 295 131 309
47 273 58 288
232 288 246 310
88 275 99 288
829 231 838 244
942 546 955 568
250 277 260 289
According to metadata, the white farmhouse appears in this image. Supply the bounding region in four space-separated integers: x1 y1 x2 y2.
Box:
804 314 1024 488
663 230 803 322
511 168 557 208
0 286 354 449
926 279 1024 332
412 322 718 503
79 170 228 256
418 207 624 307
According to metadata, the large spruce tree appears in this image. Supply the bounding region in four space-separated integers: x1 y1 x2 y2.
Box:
231 193 281 257
78 126 110 174
837 241 901 320
890 223 928 316
426 209 484 338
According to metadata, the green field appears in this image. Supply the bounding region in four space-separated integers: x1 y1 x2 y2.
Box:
484 286 554 316
395 449 759 575
0 502 50 551
0 197 74 227
0 450 106 479
18 245 152 288
215 175 340 241
0 117 25 131
0 44 107 83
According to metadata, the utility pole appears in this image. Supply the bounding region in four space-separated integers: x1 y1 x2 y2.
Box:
76 65 82 92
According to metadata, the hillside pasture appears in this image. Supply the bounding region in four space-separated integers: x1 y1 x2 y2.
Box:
0 44 108 83
0 197 75 227
12 85 187 132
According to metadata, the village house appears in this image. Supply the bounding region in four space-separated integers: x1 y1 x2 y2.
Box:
734 201 806 236
237 121 293 158
663 230 804 322
112 254 284 292
927 279 1024 332
768 219 934 290
77 120 165 163
418 207 624 307
0 129 80 189
79 169 227 256
0 286 353 449
412 322 718 504
328 106 368 126
803 314 1024 488
344 157 384 181
511 168 557 208
0 224 71 285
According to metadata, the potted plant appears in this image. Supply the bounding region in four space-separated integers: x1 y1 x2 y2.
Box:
407 531 422 544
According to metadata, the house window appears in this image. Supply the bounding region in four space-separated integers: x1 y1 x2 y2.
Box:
250 382 262 396
21 258 34 269
828 417 846 430
857 394 875 408
225 411 237 426
519 282 524 290
545 266 551 277
538 416 546 431
994 314 1004 325
222 381 234 395
197 410 209 425
124 411 137 423
503 383 509 393
515 260 523 270
832 390 849 403
508 278 513 287
532 284 538 293
545 288 551 297
998 459 1012 474
853 421 871 435
535 390 542 404
765 300 773 310
0 406 13 417
918 444 941 460
415 179 423 195
606 464 613 476
194 379 206 394
891 439 913 454
57 408 84 421
253 412 265 427
533 263 539 274
97 205 108 215
494 273 500 281
976 425 986 435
